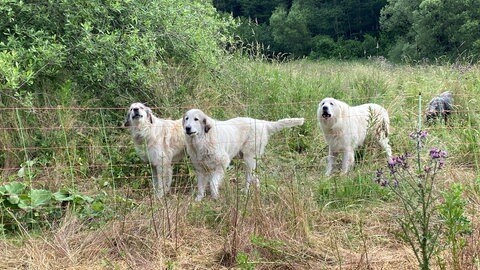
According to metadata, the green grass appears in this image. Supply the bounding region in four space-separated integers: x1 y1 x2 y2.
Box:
1 58 479 269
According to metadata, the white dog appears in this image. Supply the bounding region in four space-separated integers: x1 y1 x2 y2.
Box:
183 109 304 201
124 103 185 198
317 97 392 176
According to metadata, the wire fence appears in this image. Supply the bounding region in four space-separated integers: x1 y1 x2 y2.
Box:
1 95 479 200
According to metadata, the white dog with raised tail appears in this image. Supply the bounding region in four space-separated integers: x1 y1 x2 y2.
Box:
183 109 304 201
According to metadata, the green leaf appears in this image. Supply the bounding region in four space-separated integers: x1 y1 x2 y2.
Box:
17 167 25 178
4 182 26 195
29 189 52 208
7 194 20 205
91 200 104 212
53 190 73 202
73 193 94 204
17 194 32 210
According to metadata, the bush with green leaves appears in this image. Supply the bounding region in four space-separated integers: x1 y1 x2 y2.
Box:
0 0 235 107
0 181 100 233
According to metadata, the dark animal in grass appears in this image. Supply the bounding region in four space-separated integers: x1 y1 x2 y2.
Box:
426 91 453 123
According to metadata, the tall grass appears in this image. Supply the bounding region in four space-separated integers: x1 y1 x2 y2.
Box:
1 59 479 269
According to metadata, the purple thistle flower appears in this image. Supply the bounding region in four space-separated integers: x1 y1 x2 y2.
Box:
409 130 428 140
387 153 410 174
429 148 439 159
388 158 395 167
429 148 447 159
428 147 447 170
419 130 428 139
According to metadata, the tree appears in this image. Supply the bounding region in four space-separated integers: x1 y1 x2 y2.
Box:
214 0 388 59
380 0 480 62
270 3 312 57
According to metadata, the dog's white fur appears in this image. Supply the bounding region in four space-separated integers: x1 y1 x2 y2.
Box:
124 103 185 198
317 97 392 176
183 109 304 201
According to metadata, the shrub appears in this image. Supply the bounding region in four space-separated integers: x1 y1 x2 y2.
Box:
0 0 235 107
0 181 96 233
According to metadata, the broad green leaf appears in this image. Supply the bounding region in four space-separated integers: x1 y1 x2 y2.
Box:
18 200 31 210
4 182 26 195
17 194 32 210
53 190 73 201
29 189 52 208
7 194 20 205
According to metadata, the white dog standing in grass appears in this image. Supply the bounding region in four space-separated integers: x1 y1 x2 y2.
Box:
124 103 185 198
183 109 304 201
317 97 392 176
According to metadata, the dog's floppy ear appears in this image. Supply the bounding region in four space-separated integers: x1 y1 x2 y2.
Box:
203 117 212 133
337 99 348 119
146 107 153 124
123 112 131 127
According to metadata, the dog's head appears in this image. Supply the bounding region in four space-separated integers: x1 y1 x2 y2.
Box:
317 97 346 124
124 102 153 127
183 109 212 137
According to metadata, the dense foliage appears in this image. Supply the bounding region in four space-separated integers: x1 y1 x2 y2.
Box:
380 0 480 62
215 0 480 61
0 0 234 107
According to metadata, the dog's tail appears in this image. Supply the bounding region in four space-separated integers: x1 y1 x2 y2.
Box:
267 118 305 134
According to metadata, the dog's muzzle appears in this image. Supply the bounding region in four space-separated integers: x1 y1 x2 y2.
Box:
322 106 332 118
131 113 142 119
185 126 196 136
131 108 142 119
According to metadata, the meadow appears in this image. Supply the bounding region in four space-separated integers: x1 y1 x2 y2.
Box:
1 58 479 269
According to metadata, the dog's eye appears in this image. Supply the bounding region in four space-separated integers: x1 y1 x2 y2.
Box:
194 117 199 121
185 117 189 121
330 102 334 105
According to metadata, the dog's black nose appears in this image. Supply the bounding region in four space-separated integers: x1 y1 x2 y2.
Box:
133 108 139 113
185 126 191 133
322 106 328 112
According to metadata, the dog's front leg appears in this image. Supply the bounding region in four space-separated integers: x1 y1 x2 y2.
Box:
341 150 354 174
151 165 164 198
325 148 335 176
195 172 207 201
209 168 225 200
244 156 259 191
159 161 174 198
